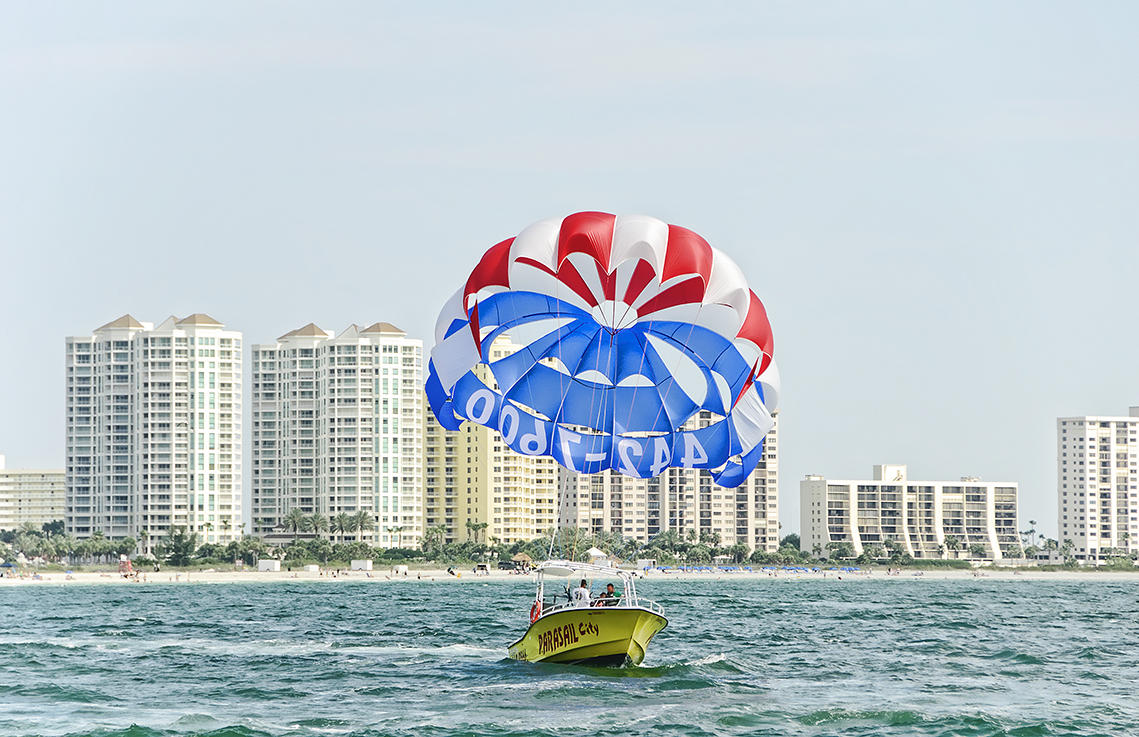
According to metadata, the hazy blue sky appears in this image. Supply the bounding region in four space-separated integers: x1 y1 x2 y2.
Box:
2 3 1136 536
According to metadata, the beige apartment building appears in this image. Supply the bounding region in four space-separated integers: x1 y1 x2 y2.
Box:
423 336 558 545
0 455 65 531
800 464 1019 560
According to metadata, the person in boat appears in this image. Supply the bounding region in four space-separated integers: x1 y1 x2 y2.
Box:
571 579 591 607
593 582 620 606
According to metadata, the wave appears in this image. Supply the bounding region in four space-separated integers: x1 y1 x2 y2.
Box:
0 635 501 660
982 648 1046 665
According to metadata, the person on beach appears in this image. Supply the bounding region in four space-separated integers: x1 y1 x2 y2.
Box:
571 579 591 606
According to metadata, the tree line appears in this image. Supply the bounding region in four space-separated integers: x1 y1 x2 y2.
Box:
7 516 1135 570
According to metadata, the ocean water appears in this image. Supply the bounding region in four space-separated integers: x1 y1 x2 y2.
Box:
1 577 1137 737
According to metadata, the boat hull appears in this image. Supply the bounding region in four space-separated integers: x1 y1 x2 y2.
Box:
507 607 667 666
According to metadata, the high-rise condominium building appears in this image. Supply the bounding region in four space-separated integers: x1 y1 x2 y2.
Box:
65 314 242 543
424 336 558 545
0 455 65 531
800 465 1019 560
251 323 424 548
1057 409 1138 563
557 413 780 552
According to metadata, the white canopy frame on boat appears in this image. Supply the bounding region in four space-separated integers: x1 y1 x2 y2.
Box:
533 559 643 609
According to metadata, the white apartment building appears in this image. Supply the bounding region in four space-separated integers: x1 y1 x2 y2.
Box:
557 413 780 552
251 323 424 548
65 314 243 544
424 335 558 545
0 455 65 531
1057 409 1139 563
800 465 1019 560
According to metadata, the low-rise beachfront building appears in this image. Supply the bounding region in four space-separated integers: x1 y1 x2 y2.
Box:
0 455 65 531
800 465 1019 561
423 335 558 545
65 314 243 544
1057 409 1139 564
251 323 424 548
556 413 779 553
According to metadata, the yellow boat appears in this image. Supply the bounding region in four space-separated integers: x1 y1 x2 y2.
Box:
507 560 667 666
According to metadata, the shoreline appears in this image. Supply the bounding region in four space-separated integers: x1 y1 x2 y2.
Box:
3 567 1139 587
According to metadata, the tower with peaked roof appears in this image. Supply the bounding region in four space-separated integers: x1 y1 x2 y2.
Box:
65 314 243 545
251 322 423 547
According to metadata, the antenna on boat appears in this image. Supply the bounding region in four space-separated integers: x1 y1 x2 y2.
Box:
549 467 582 561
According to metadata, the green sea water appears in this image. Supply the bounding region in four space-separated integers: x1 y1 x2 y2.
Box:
1 577 1136 737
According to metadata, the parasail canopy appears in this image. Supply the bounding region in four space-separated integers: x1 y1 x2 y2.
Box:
426 211 779 487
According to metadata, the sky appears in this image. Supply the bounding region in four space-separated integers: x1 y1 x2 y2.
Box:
1 2 1136 537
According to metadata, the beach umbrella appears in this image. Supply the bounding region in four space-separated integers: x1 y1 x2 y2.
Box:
511 552 532 562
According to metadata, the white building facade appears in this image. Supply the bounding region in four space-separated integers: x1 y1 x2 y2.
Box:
1057 409 1139 563
251 323 424 548
800 465 1019 561
0 455 66 531
65 314 243 543
557 414 780 553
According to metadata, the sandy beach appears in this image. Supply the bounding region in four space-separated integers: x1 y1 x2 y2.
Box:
3 566 1138 586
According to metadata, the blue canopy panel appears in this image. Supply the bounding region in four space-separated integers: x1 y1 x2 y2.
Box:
474 292 590 334
555 379 614 430
712 437 767 488
425 364 462 431
611 385 677 435
551 426 612 475
501 363 572 420
672 420 732 470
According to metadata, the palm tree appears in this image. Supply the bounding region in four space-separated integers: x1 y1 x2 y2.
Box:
308 513 329 539
140 529 150 556
421 524 446 558
333 513 355 543
945 535 962 558
351 511 373 542
1020 520 1038 549
386 525 406 549
283 508 309 542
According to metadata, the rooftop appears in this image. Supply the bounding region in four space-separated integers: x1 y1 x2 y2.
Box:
362 321 405 335
95 314 145 331
176 313 223 327
278 322 330 341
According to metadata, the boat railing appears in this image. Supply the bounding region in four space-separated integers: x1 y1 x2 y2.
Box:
538 595 664 617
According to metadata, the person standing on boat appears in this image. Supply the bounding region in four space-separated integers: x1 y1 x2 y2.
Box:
571 579 591 607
